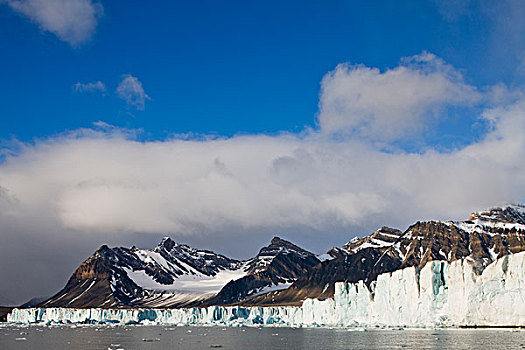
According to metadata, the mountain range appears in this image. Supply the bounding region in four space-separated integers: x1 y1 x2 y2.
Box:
37 204 525 309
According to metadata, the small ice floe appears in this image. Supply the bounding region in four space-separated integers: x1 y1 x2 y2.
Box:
347 327 368 332
142 338 160 342
15 337 27 341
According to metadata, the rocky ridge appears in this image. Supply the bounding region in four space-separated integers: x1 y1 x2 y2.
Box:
37 204 525 308
41 236 319 308
250 204 525 305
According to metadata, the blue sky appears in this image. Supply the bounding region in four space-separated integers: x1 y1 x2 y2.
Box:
1 0 522 143
2 0 525 305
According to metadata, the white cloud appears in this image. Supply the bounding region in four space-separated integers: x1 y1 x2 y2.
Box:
0 94 524 237
1 53 522 240
73 81 105 94
1 53 524 239
317 52 481 141
4 0 103 46
116 75 150 110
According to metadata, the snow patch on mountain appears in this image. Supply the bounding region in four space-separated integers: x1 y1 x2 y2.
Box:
123 266 247 294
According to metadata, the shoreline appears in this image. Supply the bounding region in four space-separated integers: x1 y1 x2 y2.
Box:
3 320 525 330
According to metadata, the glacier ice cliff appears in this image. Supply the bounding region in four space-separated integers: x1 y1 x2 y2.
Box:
334 250 525 327
8 251 525 327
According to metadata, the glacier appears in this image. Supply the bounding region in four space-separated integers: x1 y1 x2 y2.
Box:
8 251 525 327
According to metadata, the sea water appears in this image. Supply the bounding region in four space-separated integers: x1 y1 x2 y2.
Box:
1 324 525 350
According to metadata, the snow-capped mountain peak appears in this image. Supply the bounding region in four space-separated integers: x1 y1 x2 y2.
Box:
342 226 403 254
204 236 321 305
37 204 525 310
152 237 242 276
40 235 320 308
246 236 316 273
468 203 525 225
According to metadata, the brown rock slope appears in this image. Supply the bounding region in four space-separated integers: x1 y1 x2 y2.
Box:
243 204 525 306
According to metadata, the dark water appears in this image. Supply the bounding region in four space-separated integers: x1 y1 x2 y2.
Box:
2 325 525 350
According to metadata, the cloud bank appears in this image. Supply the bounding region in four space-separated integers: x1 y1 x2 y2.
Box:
3 0 103 46
1 106 523 237
1 54 525 238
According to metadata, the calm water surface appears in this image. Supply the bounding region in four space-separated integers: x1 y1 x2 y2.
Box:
1 324 525 350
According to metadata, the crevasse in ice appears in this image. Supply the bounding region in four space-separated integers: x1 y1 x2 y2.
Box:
8 251 525 327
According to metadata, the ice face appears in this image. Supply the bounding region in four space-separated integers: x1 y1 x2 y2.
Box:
8 251 525 327
6 306 310 327
333 251 525 327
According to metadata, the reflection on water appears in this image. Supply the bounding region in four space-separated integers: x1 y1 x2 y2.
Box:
1 324 525 350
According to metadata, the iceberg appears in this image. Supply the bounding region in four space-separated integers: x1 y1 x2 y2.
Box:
8 251 525 327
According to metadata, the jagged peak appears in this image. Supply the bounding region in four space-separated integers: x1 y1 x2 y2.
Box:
349 236 359 243
345 226 401 244
376 226 403 235
157 236 177 251
259 236 314 257
269 236 299 248
271 236 285 244
468 203 525 224
339 226 402 255
94 244 112 257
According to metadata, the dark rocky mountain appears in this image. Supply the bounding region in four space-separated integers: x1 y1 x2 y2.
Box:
206 237 320 305
36 204 525 309
244 227 404 306
245 204 525 305
20 297 48 308
41 238 244 308
470 205 525 224
39 236 320 308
